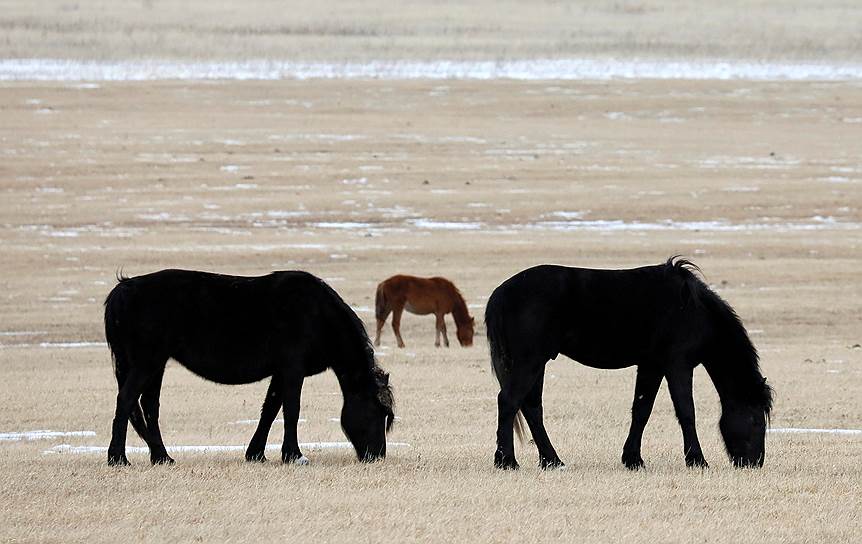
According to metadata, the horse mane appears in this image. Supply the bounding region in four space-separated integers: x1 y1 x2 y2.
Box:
437 277 471 325
314 275 395 430
667 257 773 416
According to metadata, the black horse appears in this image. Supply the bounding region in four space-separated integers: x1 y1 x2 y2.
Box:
485 257 772 471
104 269 394 466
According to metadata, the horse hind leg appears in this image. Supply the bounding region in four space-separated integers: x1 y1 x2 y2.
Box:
494 362 544 470
391 305 406 348
140 363 173 465
108 365 152 466
521 369 564 470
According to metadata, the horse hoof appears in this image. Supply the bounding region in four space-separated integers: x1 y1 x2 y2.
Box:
494 451 519 470
622 452 645 471
107 454 130 467
540 459 566 471
282 452 309 465
686 454 709 469
151 455 175 466
245 452 267 463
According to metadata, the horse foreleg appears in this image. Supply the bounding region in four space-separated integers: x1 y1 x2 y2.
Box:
521 369 564 470
140 363 173 465
437 313 450 347
245 378 282 462
392 306 406 348
621 365 663 470
279 375 307 465
667 365 708 468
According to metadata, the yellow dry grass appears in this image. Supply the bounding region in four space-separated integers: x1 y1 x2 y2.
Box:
1 0 862 61
0 78 860 542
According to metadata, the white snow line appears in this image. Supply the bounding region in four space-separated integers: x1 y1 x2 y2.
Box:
0 342 107 349
43 442 412 455
4 58 862 81
228 418 305 425
768 428 862 436
1 430 96 442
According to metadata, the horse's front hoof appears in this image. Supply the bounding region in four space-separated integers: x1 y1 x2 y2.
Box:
151 454 175 466
494 450 519 470
107 453 130 467
622 451 645 471
245 451 267 463
686 453 709 469
282 451 309 465
540 458 566 471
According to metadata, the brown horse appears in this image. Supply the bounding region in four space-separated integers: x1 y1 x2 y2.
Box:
375 275 475 348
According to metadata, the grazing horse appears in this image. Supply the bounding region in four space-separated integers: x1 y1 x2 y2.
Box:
104 269 394 467
374 275 475 348
485 258 772 471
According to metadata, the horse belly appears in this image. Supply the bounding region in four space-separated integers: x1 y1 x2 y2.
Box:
404 301 433 315
172 347 273 385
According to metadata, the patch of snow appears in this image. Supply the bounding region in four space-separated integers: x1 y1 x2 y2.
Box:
1 430 95 442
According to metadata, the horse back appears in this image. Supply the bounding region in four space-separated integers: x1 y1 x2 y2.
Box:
105 270 333 383
377 274 459 314
488 263 711 368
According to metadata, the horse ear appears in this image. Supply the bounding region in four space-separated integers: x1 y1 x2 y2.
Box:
382 372 390 386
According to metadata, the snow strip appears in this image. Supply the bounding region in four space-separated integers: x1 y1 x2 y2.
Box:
0 342 107 349
768 428 862 436
44 442 411 455
1 430 96 442
3 58 862 82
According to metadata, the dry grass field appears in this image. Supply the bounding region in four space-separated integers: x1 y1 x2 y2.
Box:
1 1 862 542
1 78 860 542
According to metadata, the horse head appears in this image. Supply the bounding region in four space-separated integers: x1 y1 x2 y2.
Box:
457 317 475 347
719 377 772 468
340 365 394 462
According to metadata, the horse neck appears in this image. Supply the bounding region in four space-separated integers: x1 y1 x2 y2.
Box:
449 289 471 328
702 326 769 413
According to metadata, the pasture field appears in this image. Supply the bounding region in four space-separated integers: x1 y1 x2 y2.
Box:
1 77 861 542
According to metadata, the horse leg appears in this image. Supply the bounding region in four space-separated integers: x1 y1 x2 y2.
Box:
621 365 663 470
666 365 708 468
107 367 152 466
279 375 307 464
374 317 387 347
495 363 541 470
245 377 282 462
521 368 564 470
392 305 406 348
439 313 450 348
140 362 173 465
434 312 444 347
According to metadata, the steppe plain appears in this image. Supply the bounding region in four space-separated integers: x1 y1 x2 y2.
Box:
1 2 861 542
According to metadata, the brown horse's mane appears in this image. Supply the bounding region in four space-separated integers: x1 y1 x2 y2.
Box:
432 277 471 327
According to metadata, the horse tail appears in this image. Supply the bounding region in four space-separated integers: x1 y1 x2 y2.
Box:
485 289 526 444
375 283 388 322
104 275 149 441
